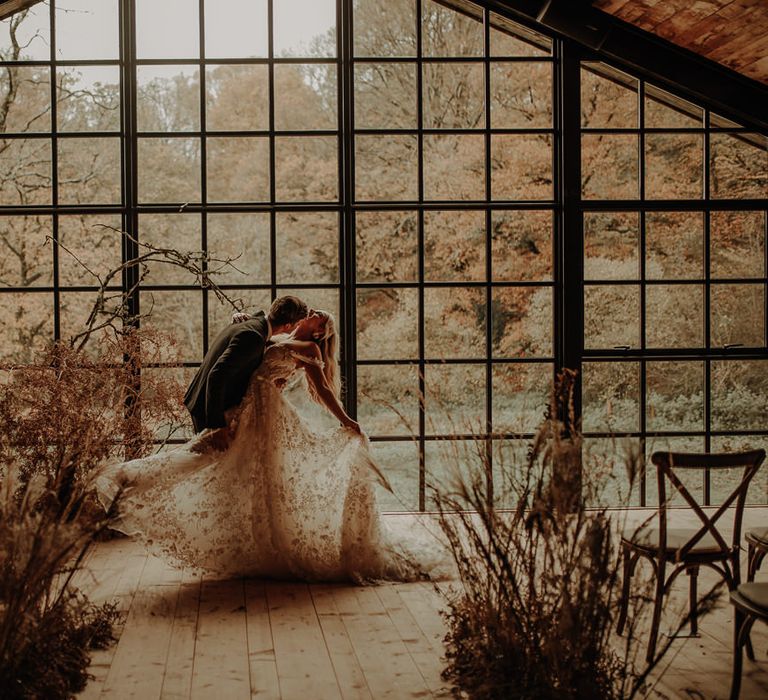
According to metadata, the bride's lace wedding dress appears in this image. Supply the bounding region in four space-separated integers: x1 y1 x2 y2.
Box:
96 343 447 582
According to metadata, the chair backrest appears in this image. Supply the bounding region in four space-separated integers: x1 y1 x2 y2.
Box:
650 450 766 562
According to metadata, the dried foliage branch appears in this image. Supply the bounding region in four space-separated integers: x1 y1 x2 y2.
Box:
431 370 723 700
46 224 247 352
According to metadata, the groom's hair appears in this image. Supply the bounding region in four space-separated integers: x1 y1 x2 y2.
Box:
267 295 308 328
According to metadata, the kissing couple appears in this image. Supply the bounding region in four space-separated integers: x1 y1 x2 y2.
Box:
96 296 447 582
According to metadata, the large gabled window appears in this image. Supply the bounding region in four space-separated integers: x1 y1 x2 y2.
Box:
0 0 766 510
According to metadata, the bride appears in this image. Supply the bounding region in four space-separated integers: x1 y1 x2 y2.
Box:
96 310 445 582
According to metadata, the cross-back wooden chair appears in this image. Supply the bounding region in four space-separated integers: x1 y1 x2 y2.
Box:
616 449 766 663
745 527 768 582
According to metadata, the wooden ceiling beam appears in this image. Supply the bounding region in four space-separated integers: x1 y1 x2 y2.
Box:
0 0 44 22
486 0 768 132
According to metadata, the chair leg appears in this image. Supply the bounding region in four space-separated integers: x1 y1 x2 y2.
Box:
688 566 699 636
731 606 745 700
646 559 666 664
617 545 633 636
751 549 767 583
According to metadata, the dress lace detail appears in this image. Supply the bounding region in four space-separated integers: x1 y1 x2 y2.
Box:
95 343 447 581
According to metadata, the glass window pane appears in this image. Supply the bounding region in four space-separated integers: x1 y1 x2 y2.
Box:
0 4 50 61
646 211 703 280
582 361 640 433
58 137 121 204
422 0 483 57
492 287 552 358
355 135 418 201
1 66 50 132
136 0 199 59
493 362 552 434
492 134 553 201
137 65 200 132
55 0 119 60
710 133 768 200
59 291 112 346
276 211 338 284
57 66 120 132
644 436 705 507
206 65 268 131
492 210 553 282
274 0 336 58
138 213 201 285
138 137 201 204
711 284 765 347
646 284 704 348
140 290 203 361
584 211 639 281
646 361 704 432
354 0 416 58
205 0 268 58
580 63 638 129
425 439 485 504
357 364 419 437
711 360 768 431
710 211 765 279
583 437 642 507
369 441 419 512
493 439 532 509
207 290 271 345
424 287 485 359
425 364 485 434
584 285 640 349
206 136 270 203
59 214 122 286
644 84 702 128
280 287 339 321
424 134 485 200
0 215 52 287
274 64 337 131
354 63 417 129
424 209 485 281
207 213 270 285
423 62 484 129
490 61 552 128
356 288 418 360
356 211 418 283
275 136 338 202
0 138 52 205
645 133 703 200
0 292 53 363
582 134 639 200
490 13 551 57
711 435 768 506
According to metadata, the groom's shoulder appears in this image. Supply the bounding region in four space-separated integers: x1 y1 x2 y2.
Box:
235 312 268 336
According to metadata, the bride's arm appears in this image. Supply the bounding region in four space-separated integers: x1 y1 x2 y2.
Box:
292 349 362 434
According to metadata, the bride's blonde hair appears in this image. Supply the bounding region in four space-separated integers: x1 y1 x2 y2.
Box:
307 311 341 403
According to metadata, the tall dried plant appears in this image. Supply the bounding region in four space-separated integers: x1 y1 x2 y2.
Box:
432 370 721 699
0 224 244 697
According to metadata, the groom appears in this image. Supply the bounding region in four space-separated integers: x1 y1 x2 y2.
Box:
184 295 309 452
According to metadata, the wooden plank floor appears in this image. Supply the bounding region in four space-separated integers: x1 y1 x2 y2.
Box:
76 514 768 700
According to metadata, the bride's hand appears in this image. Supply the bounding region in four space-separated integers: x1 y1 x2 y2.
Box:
190 427 232 454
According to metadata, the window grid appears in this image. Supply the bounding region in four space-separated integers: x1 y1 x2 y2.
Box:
0 0 765 511
579 61 768 506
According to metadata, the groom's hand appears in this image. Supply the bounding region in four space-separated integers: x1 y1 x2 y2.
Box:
232 311 250 324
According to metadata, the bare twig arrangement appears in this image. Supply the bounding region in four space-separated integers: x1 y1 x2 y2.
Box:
45 224 247 352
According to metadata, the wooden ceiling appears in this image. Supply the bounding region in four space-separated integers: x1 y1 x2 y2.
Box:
594 0 768 85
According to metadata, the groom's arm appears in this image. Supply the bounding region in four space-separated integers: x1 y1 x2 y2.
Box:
205 330 265 428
